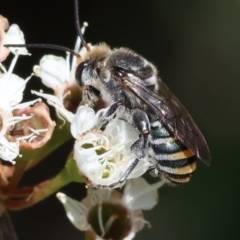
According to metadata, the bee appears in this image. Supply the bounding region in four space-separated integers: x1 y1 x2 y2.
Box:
75 43 211 187
5 0 211 187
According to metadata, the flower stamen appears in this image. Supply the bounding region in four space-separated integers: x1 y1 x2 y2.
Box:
5 53 19 81
98 204 105 237
0 63 7 73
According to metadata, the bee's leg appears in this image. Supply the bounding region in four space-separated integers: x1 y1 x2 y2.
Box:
131 109 151 158
108 158 140 188
94 101 123 129
83 85 100 106
96 158 140 189
94 110 150 189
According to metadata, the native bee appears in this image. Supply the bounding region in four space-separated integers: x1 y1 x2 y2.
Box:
75 42 211 187
5 0 211 187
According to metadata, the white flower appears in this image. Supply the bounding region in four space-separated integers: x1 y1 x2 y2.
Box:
0 15 28 61
71 106 150 188
0 55 38 163
12 102 56 150
33 24 87 123
4 24 28 55
57 177 164 240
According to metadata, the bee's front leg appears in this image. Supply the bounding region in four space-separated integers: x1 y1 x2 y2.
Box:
82 85 100 107
94 100 124 129
131 109 151 159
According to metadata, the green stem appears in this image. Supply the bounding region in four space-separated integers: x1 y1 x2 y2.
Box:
3 159 27 193
5 120 72 196
5 158 84 210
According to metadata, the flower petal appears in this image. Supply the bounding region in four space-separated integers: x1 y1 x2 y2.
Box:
57 192 91 231
32 90 75 123
0 73 27 108
71 106 97 139
34 55 66 89
104 118 138 150
5 24 28 55
0 135 19 163
123 177 164 210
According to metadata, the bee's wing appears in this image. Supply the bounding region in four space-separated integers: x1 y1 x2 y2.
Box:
123 77 211 165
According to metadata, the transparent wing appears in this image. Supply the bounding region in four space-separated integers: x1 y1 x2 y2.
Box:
122 77 211 165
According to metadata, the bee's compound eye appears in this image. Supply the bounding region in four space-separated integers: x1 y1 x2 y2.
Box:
113 67 125 78
75 62 88 86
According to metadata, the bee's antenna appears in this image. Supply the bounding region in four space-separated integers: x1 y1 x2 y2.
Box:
5 1 89 56
4 44 81 57
74 0 90 52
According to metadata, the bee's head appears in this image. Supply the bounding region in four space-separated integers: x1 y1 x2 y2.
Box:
75 43 111 89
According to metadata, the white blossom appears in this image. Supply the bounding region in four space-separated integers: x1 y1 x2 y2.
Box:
71 106 150 188
4 24 28 55
0 55 38 163
57 177 164 240
0 15 28 61
33 24 87 123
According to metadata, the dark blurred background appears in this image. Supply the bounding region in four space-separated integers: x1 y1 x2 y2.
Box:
1 0 240 239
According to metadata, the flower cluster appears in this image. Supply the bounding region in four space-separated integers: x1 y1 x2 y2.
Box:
0 16 54 164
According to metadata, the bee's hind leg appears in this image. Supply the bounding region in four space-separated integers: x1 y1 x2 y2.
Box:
131 109 151 159
95 158 140 189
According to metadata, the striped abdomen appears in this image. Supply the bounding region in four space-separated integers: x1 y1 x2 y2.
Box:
148 113 197 184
